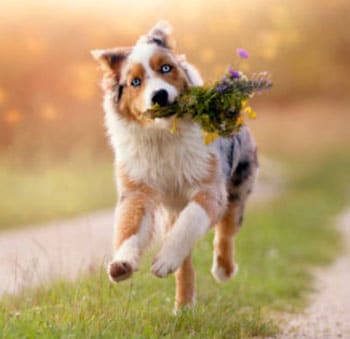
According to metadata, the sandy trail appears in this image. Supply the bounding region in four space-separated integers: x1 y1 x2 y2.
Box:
281 209 350 338
0 169 281 297
0 210 112 296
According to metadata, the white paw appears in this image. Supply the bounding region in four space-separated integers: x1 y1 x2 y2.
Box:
151 249 183 278
211 261 239 282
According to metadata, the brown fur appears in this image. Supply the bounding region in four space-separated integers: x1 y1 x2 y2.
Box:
214 203 240 277
150 53 189 92
113 196 146 248
193 191 221 222
95 47 131 76
175 254 195 309
117 164 156 196
109 167 158 282
117 63 148 122
113 167 157 263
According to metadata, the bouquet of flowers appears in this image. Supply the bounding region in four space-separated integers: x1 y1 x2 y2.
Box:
146 48 272 143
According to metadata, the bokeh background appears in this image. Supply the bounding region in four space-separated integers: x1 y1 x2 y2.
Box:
0 0 349 229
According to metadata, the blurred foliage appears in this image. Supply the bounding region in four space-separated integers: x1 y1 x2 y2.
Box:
0 153 115 229
0 0 349 162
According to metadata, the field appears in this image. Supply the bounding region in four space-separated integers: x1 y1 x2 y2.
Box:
0 154 115 230
0 148 348 338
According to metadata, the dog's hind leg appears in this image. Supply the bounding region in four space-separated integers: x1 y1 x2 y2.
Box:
174 253 195 311
211 203 241 282
212 149 258 282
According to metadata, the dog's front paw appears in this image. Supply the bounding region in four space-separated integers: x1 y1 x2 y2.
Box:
151 251 182 278
108 261 133 282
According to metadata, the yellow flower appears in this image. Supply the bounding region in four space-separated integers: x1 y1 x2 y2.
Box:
244 106 257 119
236 115 245 126
241 99 248 108
202 131 219 145
169 116 178 134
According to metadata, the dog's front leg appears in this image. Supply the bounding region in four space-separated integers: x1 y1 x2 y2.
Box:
151 190 224 279
108 193 155 282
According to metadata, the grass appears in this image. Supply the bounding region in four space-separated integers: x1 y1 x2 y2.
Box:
0 150 348 338
0 154 116 230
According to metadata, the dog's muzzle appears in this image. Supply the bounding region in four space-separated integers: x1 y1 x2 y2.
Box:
151 89 169 107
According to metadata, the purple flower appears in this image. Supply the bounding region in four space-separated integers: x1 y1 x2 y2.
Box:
236 48 249 59
216 84 229 92
232 71 240 79
228 66 240 79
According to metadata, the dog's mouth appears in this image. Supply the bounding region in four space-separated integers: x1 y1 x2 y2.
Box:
143 92 177 120
151 89 170 107
143 103 175 120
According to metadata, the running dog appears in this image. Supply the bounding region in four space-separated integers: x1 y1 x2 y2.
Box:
91 21 258 310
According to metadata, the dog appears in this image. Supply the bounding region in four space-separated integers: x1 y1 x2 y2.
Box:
91 21 258 310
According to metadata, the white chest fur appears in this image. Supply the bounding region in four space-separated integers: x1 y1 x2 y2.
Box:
106 111 214 198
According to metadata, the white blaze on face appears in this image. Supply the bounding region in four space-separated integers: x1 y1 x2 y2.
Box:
143 78 178 111
127 43 179 112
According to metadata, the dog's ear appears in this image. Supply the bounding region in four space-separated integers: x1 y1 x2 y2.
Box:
177 54 204 87
138 21 176 49
91 48 130 80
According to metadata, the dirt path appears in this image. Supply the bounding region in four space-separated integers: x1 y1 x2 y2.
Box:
0 209 112 296
281 209 350 338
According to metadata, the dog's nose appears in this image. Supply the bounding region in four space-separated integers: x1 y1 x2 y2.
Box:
151 89 169 107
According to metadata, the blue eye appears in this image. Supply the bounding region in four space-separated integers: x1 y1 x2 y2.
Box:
160 64 172 73
131 78 142 87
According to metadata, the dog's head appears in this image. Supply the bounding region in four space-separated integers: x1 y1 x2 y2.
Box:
92 21 202 125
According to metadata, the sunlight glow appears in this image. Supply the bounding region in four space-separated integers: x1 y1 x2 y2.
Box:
0 88 7 105
4 109 22 126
